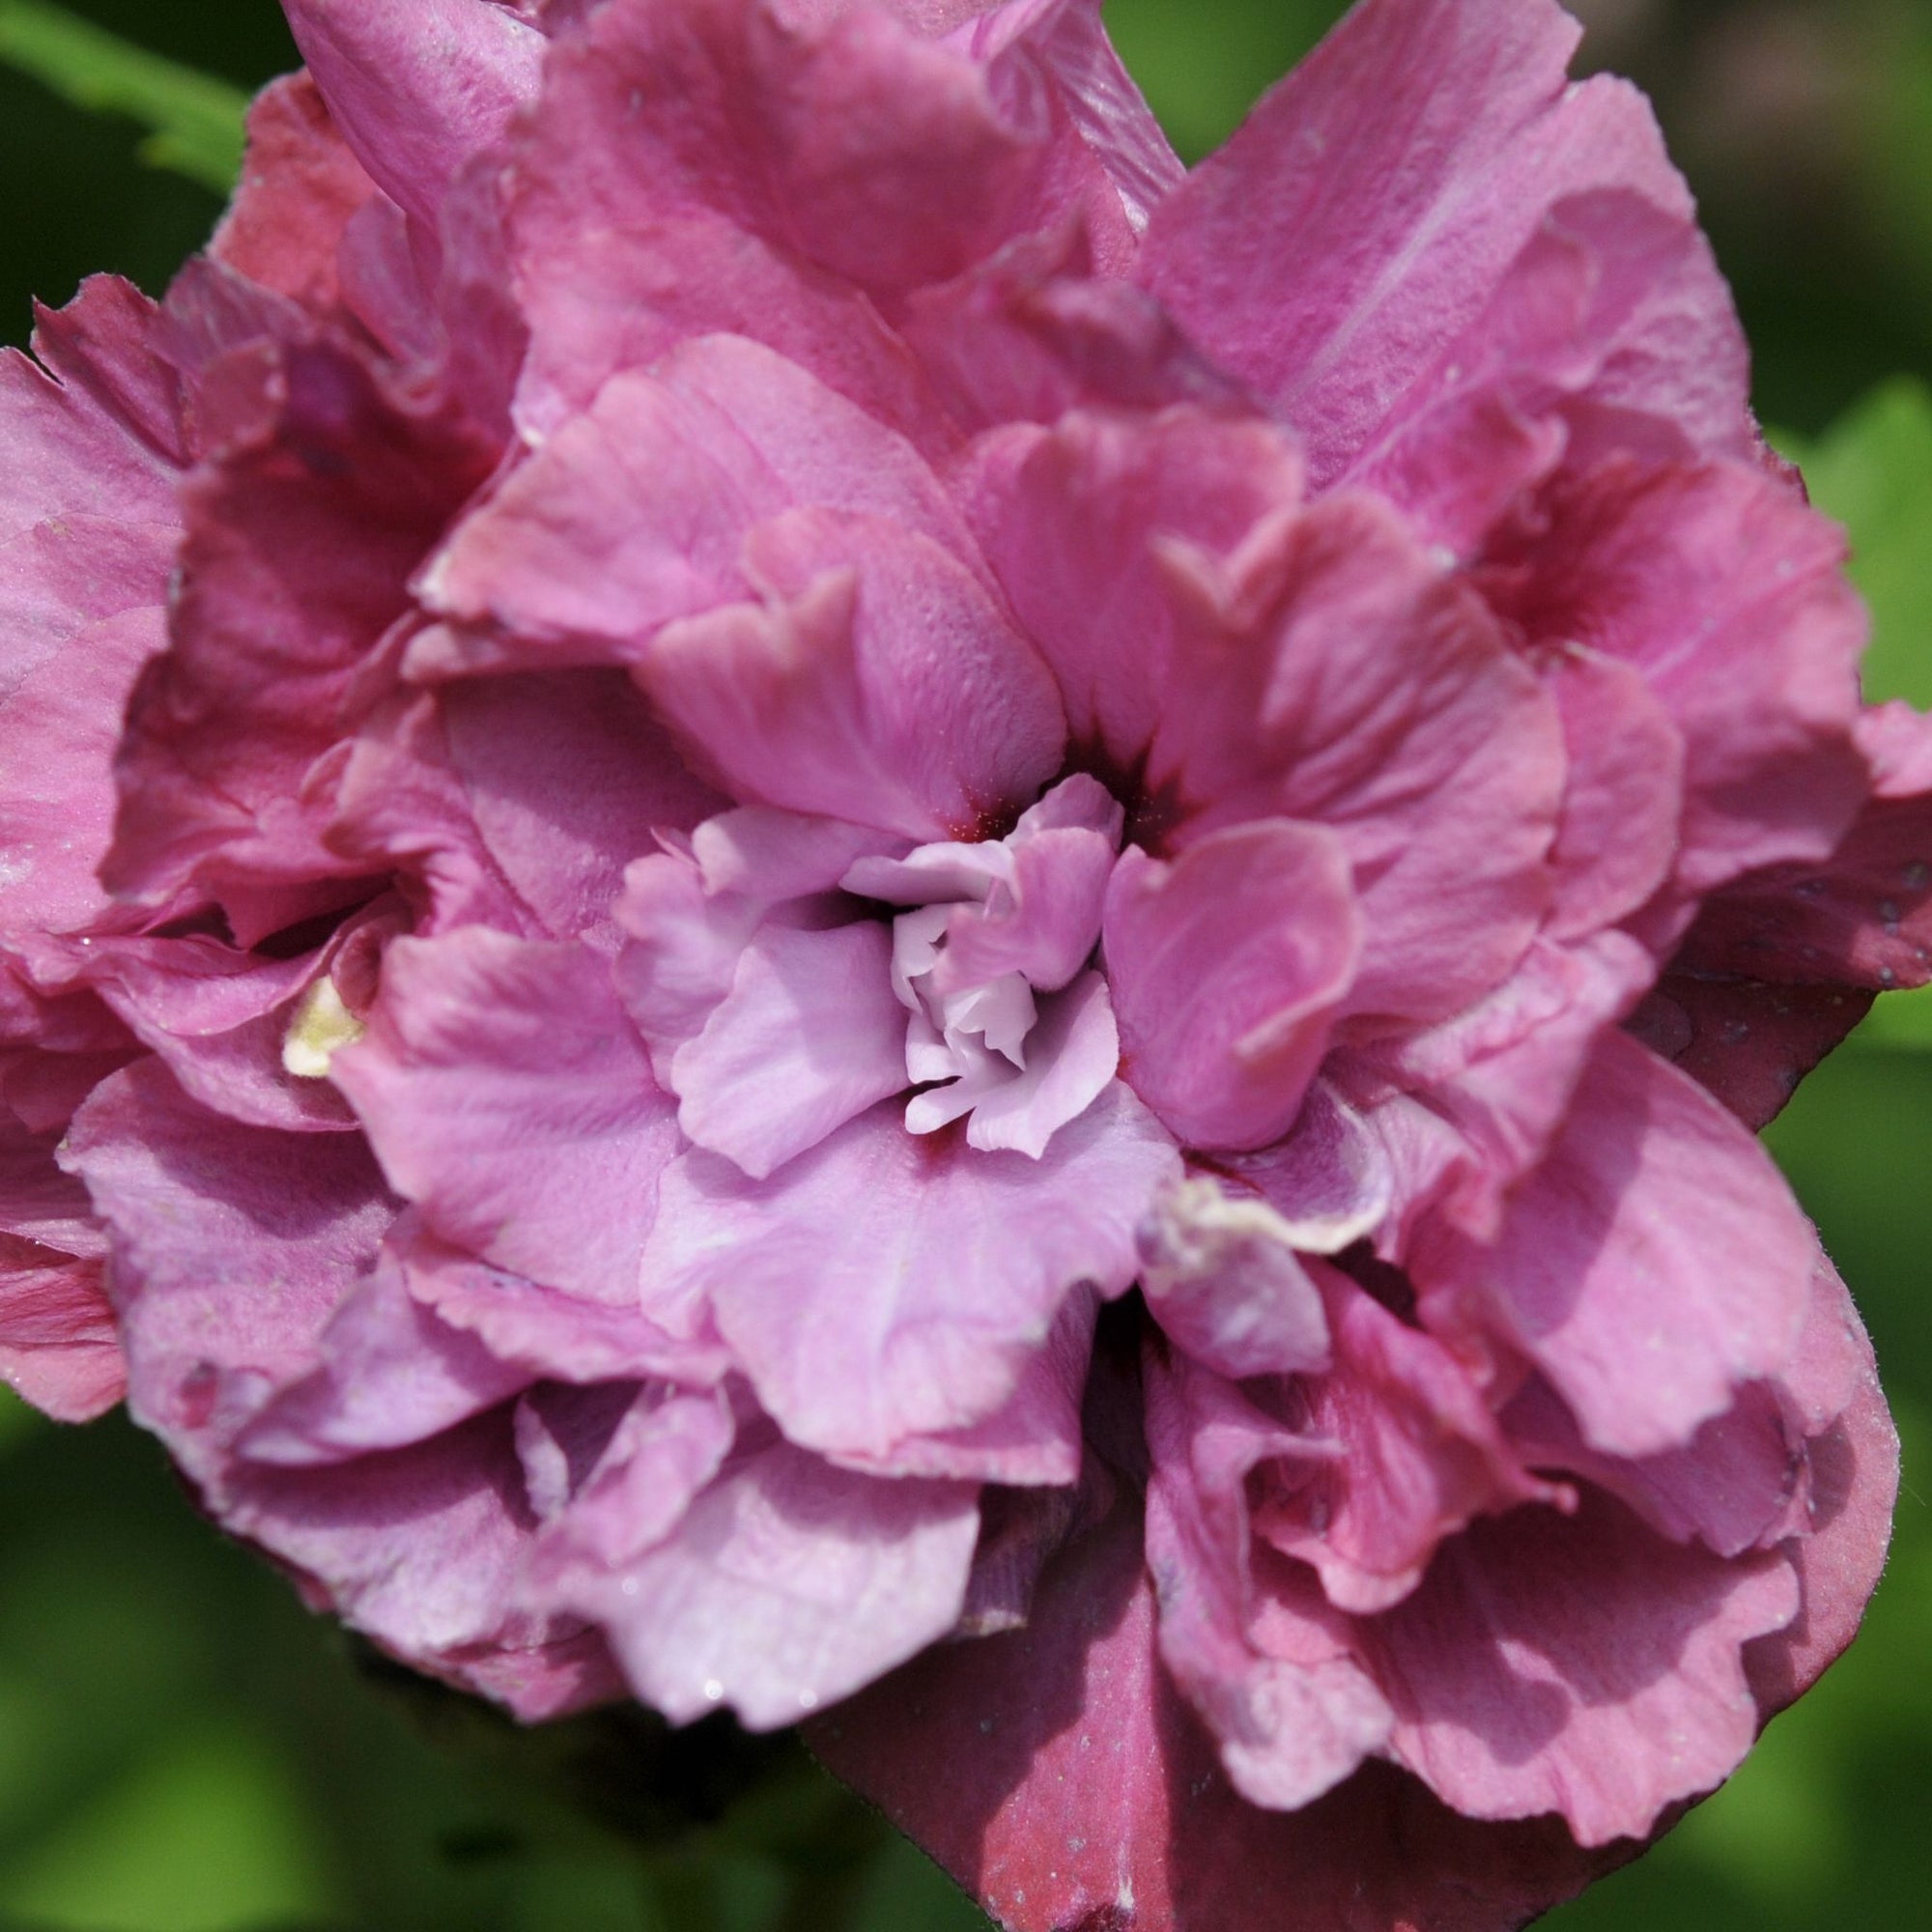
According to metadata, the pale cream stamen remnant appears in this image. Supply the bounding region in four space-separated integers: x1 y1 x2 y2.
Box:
282 976 364 1079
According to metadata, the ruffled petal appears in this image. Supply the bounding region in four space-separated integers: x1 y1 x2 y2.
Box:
1257 1262 1555 1613
61 1060 399 1483
1415 1031 1814 1457
1144 1348 1395 1807
1105 820 1360 1150
1138 0 1748 485
283 0 544 230
669 920 909 1177
420 334 977 669
639 1084 1177 1460
1366 1492 1798 1844
810 1489 1633 1932
1479 454 1866 898
331 929 681 1302
635 510 1064 839
211 74 382 312
105 336 499 915
545 1430 980 1729
0 1240 124 1421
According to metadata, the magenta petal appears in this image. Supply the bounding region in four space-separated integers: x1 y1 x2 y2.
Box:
810 1492 1632 1932
61 1059 398 1477
551 1435 980 1730
636 511 1064 840
1503 1376 1802 1561
1343 929 1655 1245
0 276 180 555
502 0 1051 442
613 849 766 1077
985 0 1182 231
106 339 498 910
692 805 904 901
1367 1492 1798 1844
965 407 1306 766
1138 1177 1333 1380
834 1291 1094 1486
1419 1031 1813 1457
410 1234 728 1387
526 1381 735 1568
1150 494 1564 1026
0 1118 106 1259
331 929 680 1302
1632 974 1872 1132
1545 649 1685 940
1138 0 1736 485
641 1087 1178 1459
1527 1232 1872 1566
0 609 166 939
1261 1262 1554 1614
932 778 1121 997
1483 455 1867 898
1105 820 1360 1151
440 671 723 948
1676 701 1932 993
1216 1079 1394 1253
222 1414 616 1720
210 75 380 311
73 930 360 1134
1746 1262 1899 1717
670 920 909 1178
1143 1348 1394 1807
422 335 976 664
0 1243 124 1421
1337 186 1752 551
0 279 182 936
239 1251 529 1466
283 0 543 230
527 0 1129 299
419 371 761 656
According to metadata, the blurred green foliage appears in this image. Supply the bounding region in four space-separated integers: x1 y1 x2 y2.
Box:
1792 378 1932 712
3 2 1931 1928
0 2 247 191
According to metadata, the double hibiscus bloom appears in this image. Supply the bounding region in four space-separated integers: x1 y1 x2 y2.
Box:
0 1 1917 1926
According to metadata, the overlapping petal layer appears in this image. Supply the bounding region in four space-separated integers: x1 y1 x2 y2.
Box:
0 2 1916 1929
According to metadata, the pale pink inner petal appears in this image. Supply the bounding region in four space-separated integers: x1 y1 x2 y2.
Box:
670 921 910 1179
851 775 1125 1159
956 969 1120 1159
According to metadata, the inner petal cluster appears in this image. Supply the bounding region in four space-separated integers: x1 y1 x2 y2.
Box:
845 774 1125 1158
619 774 1131 1179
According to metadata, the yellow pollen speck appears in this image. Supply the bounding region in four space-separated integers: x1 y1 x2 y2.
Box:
282 977 364 1079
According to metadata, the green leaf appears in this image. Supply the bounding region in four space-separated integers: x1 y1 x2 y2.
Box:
1103 0 1345 161
1800 375 1932 710
0 1384 46 1456
0 1722 339 1932
0 0 248 195
1853 980 1932 1051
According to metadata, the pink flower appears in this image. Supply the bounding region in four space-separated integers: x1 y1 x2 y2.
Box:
0 0 1915 1924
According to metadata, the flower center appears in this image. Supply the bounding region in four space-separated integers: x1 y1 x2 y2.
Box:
840 773 1125 1159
